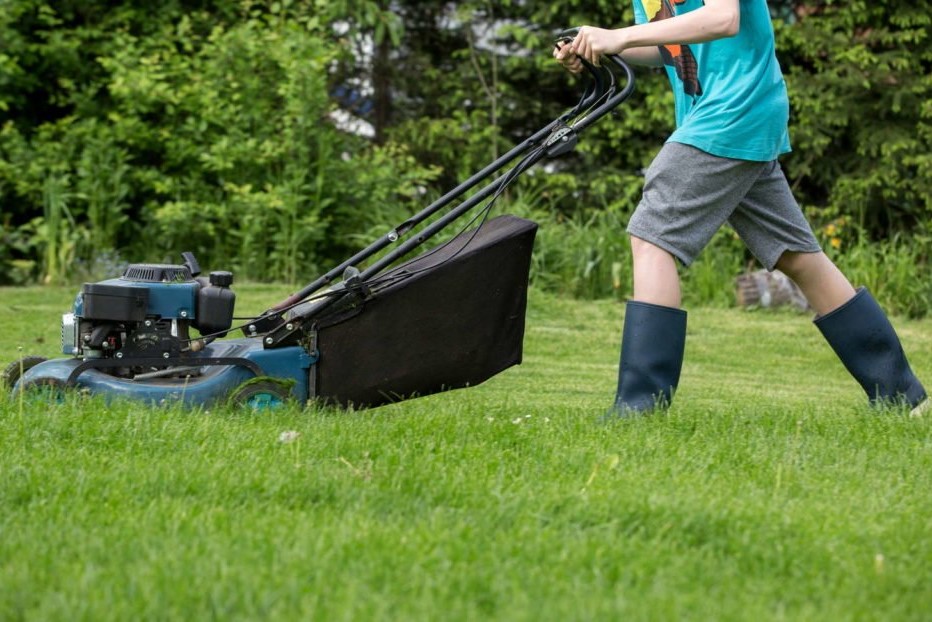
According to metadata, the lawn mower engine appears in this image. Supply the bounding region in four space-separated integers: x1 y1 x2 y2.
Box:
62 252 235 372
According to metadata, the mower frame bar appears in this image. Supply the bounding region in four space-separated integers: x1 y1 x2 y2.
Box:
259 43 635 347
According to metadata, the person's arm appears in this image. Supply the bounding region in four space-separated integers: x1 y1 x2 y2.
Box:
569 0 740 66
554 42 662 73
620 47 665 68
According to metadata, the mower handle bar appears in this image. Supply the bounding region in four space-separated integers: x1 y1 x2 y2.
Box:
263 32 634 325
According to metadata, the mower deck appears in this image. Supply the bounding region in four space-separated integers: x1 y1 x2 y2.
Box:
16 339 313 407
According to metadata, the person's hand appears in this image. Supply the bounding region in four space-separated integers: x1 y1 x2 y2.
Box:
567 26 625 67
553 40 584 74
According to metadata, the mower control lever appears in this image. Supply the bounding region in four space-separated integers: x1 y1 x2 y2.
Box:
544 122 578 157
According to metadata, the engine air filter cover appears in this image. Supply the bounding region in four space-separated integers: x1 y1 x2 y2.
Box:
82 283 149 322
122 263 193 283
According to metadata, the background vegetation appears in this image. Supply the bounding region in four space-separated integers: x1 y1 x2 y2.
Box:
1 0 930 313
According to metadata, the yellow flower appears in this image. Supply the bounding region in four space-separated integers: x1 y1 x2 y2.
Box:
825 223 837 236
830 237 842 249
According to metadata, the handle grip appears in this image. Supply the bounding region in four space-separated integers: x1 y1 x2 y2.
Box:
553 27 633 78
554 27 597 74
551 27 636 134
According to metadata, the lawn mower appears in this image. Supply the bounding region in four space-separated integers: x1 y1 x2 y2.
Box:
4 37 634 409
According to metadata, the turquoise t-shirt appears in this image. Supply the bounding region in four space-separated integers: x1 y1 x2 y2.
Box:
632 0 791 161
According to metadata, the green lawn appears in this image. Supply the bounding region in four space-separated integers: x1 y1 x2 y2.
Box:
2 285 931 621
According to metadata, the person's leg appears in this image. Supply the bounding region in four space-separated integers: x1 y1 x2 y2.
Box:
810 282 927 411
627 142 763 308
630 235 681 308
610 295 687 416
776 253 927 411
730 160 926 412
607 235 687 416
774 250 854 316
611 144 762 416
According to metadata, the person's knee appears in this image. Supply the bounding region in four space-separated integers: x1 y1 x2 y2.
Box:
629 235 649 257
775 250 816 281
630 235 672 262
775 249 844 289
629 236 682 306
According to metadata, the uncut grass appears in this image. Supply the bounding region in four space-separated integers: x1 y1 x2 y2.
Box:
1 286 932 620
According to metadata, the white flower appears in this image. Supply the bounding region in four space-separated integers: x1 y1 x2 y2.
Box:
278 430 301 444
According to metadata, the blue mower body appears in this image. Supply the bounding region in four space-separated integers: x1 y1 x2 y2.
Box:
16 339 315 406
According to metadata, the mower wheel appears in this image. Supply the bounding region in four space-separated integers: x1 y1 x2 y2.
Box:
2 356 49 391
228 379 293 410
17 377 70 403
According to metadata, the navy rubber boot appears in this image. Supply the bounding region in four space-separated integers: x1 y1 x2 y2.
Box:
607 300 687 417
815 288 927 409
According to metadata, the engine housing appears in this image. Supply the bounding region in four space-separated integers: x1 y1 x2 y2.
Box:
62 255 235 363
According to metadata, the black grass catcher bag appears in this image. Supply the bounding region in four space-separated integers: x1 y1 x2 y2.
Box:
311 215 538 408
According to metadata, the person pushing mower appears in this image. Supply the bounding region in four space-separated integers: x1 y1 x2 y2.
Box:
553 0 929 416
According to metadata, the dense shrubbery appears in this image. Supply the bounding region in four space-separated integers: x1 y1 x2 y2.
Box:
0 0 929 314
0 1 436 284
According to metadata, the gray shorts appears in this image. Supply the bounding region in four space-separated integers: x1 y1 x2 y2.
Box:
626 141 822 270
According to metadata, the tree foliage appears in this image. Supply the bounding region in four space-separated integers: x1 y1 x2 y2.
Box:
0 0 929 286
0 0 435 284
776 0 932 236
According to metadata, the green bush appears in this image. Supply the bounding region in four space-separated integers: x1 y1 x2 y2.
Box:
0 10 438 284
1 0 929 316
